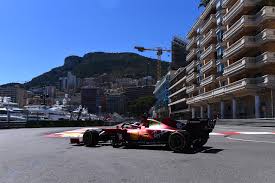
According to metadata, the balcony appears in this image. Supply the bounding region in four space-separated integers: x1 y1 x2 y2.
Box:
255 29 275 43
200 0 216 20
224 36 256 59
256 52 275 64
201 14 216 34
224 52 275 76
201 60 215 73
187 78 260 104
224 15 256 41
170 67 185 84
186 61 195 73
186 49 197 62
200 75 215 87
222 0 235 7
257 6 275 22
223 0 261 24
186 72 197 83
224 7 275 41
260 75 275 88
168 98 187 107
201 29 216 47
169 86 186 98
186 0 215 39
186 37 196 51
200 44 216 60
169 76 186 91
186 85 197 94
224 57 255 76
225 29 275 59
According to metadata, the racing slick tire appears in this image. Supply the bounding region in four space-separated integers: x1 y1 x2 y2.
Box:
83 130 99 147
168 131 191 153
111 133 124 148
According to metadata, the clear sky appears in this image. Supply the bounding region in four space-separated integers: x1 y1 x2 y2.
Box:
0 0 202 84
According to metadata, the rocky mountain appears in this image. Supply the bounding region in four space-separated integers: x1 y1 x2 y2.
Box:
24 52 170 88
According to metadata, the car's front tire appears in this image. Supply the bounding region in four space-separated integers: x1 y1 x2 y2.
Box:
83 130 99 147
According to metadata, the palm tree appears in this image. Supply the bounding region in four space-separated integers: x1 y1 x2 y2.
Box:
199 0 211 8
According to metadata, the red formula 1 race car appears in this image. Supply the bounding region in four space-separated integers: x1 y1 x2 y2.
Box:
70 118 216 153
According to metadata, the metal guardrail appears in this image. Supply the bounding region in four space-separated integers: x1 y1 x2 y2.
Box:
0 122 26 129
0 120 125 129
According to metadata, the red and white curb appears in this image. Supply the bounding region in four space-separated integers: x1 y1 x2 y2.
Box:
45 129 275 138
45 128 97 138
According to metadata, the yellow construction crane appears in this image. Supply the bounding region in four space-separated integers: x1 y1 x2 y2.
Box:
134 46 171 81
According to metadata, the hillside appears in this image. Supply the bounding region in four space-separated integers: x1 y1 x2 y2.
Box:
24 52 170 88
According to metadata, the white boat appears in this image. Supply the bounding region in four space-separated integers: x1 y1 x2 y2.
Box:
0 97 26 122
47 106 71 121
0 108 26 122
23 95 97 121
71 106 99 121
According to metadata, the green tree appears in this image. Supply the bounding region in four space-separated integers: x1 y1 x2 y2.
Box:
129 96 156 117
199 0 210 8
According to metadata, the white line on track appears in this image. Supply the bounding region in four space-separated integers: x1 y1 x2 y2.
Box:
238 132 274 135
210 132 224 136
226 137 275 144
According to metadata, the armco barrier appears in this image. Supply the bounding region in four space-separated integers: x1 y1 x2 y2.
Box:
0 120 107 129
25 120 106 128
0 122 26 129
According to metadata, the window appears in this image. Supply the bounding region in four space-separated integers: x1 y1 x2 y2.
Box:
216 0 222 11
217 30 223 43
216 16 222 26
197 40 200 47
197 64 201 72
217 47 224 59
217 63 224 75
197 28 201 34
197 77 200 84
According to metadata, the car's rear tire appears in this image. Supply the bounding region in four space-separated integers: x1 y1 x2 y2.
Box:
168 131 191 153
83 130 99 147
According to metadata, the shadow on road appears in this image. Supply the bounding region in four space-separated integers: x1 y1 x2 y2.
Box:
72 143 224 154
191 146 224 154
125 145 225 154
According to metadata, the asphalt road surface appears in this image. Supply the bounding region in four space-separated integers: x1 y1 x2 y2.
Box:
1 125 275 183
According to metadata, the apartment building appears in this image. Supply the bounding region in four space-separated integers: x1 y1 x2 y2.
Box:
0 85 27 107
153 71 173 118
171 36 188 70
168 67 191 119
168 36 190 119
106 93 126 114
81 87 105 114
185 0 275 119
